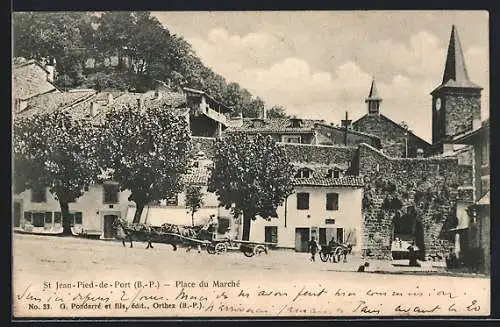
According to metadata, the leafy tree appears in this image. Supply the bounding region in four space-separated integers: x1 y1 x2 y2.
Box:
13 111 100 234
98 104 192 224
243 96 265 118
185 186 204 227
267 105 289 119
208 133 295 240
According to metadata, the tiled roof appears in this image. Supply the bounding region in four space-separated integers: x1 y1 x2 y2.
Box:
292 162 349 172
12 60 58 100
16 89 96 119
292 176 364 187
68 90 188 124
227 118 320 133
183 167 211 185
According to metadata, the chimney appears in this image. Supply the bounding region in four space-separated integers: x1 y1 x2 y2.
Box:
262 107 267 120
107 93 114 106
45 64 55 83
137 98 142 111
154 90 162 101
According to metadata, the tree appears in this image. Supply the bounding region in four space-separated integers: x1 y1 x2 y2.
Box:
208 133 295 240
98 104 192 224
267 105 289 119
13 111 100 234
185 186 204 227
243 96 265 118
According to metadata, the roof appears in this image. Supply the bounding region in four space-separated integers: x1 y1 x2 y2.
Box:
292 176 364 187
183 87 232 113
314 122 381 141
453 120 490 144
476 191 490 206
183 167 211 185
432 25 482 93
226 118 319 133
352 113 430 146
12 60 58 100
365 79 382 102
69 90 188 124
16 89 96 118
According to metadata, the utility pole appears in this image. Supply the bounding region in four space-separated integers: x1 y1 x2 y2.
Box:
341 111 352 146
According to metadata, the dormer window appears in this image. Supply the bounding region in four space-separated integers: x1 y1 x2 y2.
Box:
288 118 303 128
295 168 311 178
327 168 341 178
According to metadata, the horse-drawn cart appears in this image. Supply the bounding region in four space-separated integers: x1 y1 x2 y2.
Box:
319 242 353 263
204 238 274 257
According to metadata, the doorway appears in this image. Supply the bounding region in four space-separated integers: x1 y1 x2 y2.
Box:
103 214 119 239
13 202 21 228
393 208 425 260
295 228 310 252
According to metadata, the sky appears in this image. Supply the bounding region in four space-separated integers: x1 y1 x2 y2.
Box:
152 11 489 142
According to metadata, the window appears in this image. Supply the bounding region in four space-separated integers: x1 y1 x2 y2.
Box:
327 169 341 178
44 212 52 225
54 212 62 224
295 168 311 178
32 212 45 227
74 212 83 225
31 185 46 203
282 135 301 144
166 195 178 206
265 226 278 244
326 193 339 211
24 212 32 223
297 193 309 210
103 182 119 204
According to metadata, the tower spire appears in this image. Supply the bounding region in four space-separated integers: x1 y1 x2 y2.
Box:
442 25 470 84
365 79 382 115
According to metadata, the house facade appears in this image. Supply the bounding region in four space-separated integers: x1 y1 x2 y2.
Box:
248 178 364 253
453 120 490 272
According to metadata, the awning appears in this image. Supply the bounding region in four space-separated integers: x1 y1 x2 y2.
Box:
475 191 490 206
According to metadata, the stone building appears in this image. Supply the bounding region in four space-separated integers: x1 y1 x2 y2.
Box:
453 119 490 272
352 79 431 158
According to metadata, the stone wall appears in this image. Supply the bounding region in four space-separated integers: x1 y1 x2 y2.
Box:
314 124 381 148
357 143 472 260
444 92 481 137
353 114 431 158
281 143 358 168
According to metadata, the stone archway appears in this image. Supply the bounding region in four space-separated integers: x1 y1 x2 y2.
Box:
392 207 426 260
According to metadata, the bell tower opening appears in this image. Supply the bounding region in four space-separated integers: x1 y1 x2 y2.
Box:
365 79 382 115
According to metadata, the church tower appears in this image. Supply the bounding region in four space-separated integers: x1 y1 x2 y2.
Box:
365 79 382 115
431 25 482 150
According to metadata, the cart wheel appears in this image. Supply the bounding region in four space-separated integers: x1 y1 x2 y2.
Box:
334 247 343 262
319 251 329 262
207 244 216 254
215 242 227 254
243 250 254 257
254 245 267 256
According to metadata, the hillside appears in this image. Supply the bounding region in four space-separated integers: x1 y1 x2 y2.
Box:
12 12 288 119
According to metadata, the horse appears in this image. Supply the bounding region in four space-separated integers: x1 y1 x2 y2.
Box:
113 216 217 251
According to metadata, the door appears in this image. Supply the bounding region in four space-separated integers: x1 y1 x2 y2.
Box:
13 202 21 228
265 226 278 244
103 215 118 239
336 228 344 244
319 228 327 246
295 228 310 252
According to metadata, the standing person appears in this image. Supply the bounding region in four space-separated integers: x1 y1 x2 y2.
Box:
408 241 420 267
309 237 319 262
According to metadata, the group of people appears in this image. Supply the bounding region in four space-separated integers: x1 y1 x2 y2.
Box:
308 236 344 262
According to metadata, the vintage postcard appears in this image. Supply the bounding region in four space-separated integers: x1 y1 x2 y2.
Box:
12 11 490 318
